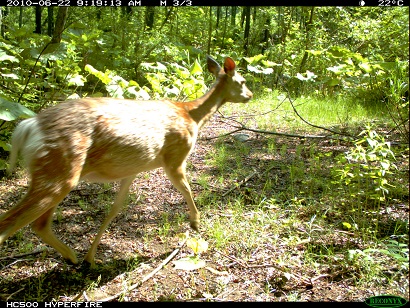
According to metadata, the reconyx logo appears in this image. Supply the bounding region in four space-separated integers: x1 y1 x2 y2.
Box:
365 295 408 308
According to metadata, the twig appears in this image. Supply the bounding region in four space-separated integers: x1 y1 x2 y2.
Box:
0 248 47 261
213 249 248 268
81 238 187 302
310 274 331 282
205 81 357 141
280 80 355 139
222 165 280 197
1 259 29 271
201 128 244 140
214 249 311 285
17 41 52 105
232 125 329 139
222 170 258 197
5 288 25 301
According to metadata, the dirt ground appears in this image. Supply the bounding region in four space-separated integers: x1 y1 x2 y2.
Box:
0 114 408 302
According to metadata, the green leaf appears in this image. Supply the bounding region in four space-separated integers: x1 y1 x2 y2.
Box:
0 159 7 171
359 62 372 73
190 59 203 76
247 65 273 75
327 65 346 74
85 65 112 85
326 78 340 86
0 51 19 63
243 54 266 64
173 256 206 271
342 222 352 229
186 238 209 254
261 60 282 67
328 46 351 58
296 71 316 81
68 74 86 87
376 61 397 71
0 97 36 121
307 49 324 56
126 87 150 100
1 73 19 80
106 84 123 98
0 140 11 152
296 73 306 81
283 59 293 67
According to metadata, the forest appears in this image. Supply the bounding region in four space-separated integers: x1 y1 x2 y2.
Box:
0 6 409 302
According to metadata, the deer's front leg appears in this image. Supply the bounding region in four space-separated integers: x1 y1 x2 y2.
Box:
164 165 200 231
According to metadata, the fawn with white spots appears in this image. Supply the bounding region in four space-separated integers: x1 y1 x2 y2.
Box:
0 56 252 266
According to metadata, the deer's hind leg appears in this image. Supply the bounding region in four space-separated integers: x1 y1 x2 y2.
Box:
0 182 80 264
0 148 85 264
31 200 78 264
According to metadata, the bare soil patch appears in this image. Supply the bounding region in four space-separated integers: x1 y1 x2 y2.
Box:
0 114 408 302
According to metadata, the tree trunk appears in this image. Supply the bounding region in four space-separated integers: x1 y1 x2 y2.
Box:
243 6 251 55
230 6 236 26
145 7 155 31
19 7 23 28
261 16 270 54
221 7 228 49
0 8 2 38
121 6 132 19
35 7 41 34
240 6 245 28
158 7 173 32
216 7 221 29
299 6 315 73
47 7 54 37
207 7 212 55
51 7 68 44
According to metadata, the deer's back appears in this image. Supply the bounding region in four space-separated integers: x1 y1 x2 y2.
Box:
24 98 197 182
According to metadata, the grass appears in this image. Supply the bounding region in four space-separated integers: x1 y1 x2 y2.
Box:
222 90 393 134
194 90 409 299
0 90 408 301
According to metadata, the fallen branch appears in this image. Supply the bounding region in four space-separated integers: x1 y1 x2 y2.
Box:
214 249 311 285
281 80 355 139
222 165 281 197
202 82 357 141
5 287 25 301
233 125 329 139
0 248 47 261
222 170 258 197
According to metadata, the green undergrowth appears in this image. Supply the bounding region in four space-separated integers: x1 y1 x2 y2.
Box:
0 92 408 301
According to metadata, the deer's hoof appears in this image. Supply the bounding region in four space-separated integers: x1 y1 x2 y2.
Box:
64 256 79 266
190 220 200 232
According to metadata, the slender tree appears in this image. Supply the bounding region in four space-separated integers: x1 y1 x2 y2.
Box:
299 6 315 73
51 7 68 44
34 7 41 34
207 7 213 55
230 6 236 26
47 7 54 37
243 6 251 55
145 7 155 31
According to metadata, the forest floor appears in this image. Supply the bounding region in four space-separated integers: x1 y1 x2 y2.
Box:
0 112 408 302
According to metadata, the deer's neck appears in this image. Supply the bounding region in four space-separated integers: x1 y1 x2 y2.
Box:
188 79 227 129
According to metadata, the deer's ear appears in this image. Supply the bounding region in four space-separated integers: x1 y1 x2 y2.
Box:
207 55 221 77
224 57 236 77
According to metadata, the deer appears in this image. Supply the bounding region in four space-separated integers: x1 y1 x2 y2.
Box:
0 56 253 267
